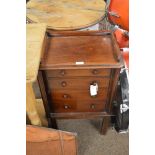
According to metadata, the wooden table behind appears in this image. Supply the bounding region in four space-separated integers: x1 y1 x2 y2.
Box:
26 0 106 30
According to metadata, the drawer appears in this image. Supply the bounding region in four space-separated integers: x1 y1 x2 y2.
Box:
47 77 110 90
51 100 106 113
50 88 108 101
77 101 106 112
45 69 111 77
52 100 77 113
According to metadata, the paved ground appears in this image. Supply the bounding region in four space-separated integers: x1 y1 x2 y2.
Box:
58 119 129 155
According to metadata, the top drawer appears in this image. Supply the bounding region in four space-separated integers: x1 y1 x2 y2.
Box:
45 69 111 78
47 77 110 90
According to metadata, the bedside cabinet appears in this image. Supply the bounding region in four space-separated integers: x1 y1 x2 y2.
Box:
38 30 123 135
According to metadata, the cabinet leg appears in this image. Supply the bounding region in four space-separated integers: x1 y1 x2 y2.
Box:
48 118 58 129
100 116 110 135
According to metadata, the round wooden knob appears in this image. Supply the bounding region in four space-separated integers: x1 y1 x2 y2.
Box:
64 105 69 109
92 81 97 86
63 94 69 98
90 104 95 109
92 69 99 75
60 70 66 76
61 81 67 87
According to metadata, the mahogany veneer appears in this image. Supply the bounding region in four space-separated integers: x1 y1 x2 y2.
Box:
38 30 123 135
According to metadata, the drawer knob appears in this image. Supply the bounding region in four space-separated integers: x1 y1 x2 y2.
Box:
60 70 66 76
64 105 69 109
63 94 69 98
90 104 95 109
61 81 67 87
92 69 99 75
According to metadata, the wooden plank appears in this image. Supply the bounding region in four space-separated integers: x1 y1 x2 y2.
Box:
35 99 48 127
26 83 42 126
26 23 46 83
26 0 106 30
26 125 77 155
26 23 47 126
50 112 113 119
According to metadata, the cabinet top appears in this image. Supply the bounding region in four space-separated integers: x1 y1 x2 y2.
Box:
40 31 124 70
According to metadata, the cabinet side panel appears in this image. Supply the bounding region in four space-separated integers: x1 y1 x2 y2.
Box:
106 68 120 113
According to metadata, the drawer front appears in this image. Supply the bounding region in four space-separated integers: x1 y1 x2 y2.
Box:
47 77 110 90
45 69 111 77
52 100 77 113
50 89 108 101
77 101 106 112
51 100 106 113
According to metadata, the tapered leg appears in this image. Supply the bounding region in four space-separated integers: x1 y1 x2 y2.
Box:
48 118 58 129
100 116 110 135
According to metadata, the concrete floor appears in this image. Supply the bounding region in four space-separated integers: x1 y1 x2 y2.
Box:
57 119 129 155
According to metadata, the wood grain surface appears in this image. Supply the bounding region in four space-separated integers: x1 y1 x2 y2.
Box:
47 77 110 90
26 23 46 83
26 0 106 30
50 88 108 101
26 24 47 127
51 100 106 113
45 68 111 77
26 83 42 126
35 99 48 127
38 30 123 134
40 31 123 70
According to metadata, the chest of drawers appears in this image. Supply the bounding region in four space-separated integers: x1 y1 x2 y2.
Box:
38 30 123 134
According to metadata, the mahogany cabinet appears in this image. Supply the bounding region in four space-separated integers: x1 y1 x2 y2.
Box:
38 30 123 135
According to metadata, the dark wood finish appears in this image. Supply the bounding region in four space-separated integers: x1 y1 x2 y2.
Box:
51 100 106 113
106 69 121 112
38 71 50 116
26 114 31 125
50 112 113 119
50 88 108 101
45 69 111 77
40 31 123 70
39 30 123 134
37 71 58 129
100 116 111 135
47 77 110 90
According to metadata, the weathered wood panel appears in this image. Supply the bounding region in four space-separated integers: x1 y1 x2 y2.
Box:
26 23 46 83
26 0 106 30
